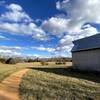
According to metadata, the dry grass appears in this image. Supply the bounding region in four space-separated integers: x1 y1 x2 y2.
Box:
0 62 36 82
0 62 68 82
0 62 100 100
19 64 100 100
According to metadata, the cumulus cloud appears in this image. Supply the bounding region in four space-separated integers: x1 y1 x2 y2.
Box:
41 16 98 43
0 1 100 57
0 45 56 57
0 46 23 58
42 17 69 37
0 46 25 51
41 0 100 56
76 25 98 39
30 45 72 57
0 49 21 58
57 25 98 55
56 0 100 32
0 3 32 23
27 54 49 58
7 3 22 11
0 22 47 37
42 0 100 35
31 46 55 53
32 33 48 41
0 49 21 55
0 3 48 41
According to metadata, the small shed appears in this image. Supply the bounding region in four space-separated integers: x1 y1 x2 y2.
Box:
71 34 100 72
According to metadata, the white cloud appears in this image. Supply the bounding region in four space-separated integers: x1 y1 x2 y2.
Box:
31 46 55 53
29 54 48 58
42 17 69 37
0 45 56 57
56 1 61 10
42 0 100 35
41 0 100 56
0 4 32 23
30 45 72 57
0 46 27 58
0 46 25 51
0 3 48 41
58 25 98 53
77 25 98 39
41 17 98 55
7 3 22 11
0 1 100 57
0 22 48 40
0 49 21 58
29 54 52 58
60 35 74 46
56 0 100 31
32 33 48 41
0 22 41 35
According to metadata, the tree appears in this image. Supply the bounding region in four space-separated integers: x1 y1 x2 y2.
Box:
5 58 18 64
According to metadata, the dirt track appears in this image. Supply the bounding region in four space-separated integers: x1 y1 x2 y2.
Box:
0 69 29 100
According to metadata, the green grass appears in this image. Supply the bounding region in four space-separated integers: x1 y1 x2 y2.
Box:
19 67 100 100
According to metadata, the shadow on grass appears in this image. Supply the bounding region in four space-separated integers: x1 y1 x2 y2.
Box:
29 66 100 83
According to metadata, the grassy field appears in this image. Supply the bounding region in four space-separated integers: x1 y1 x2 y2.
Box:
0 62 35 82
19 65 100 100
0 62 69 82
0 62 100 100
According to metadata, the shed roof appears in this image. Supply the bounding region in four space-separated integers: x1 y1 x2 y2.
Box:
71 33 100 52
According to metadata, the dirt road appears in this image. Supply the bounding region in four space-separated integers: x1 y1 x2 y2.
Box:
0 69 29 100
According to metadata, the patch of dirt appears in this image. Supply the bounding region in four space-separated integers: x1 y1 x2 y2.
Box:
0 69 29 100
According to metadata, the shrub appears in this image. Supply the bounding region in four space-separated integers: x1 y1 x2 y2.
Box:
27 59 34 63
55 61 66 65
41 61 48 65
55 62 62 65
0 58 6 63
5 58 18 64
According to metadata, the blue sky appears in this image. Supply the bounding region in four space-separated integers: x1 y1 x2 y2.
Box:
0 0 100 58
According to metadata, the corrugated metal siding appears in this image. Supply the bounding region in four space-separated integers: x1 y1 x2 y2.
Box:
72 33 100 52
72 49 100 71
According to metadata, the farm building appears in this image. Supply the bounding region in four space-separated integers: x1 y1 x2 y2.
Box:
71 33 100 72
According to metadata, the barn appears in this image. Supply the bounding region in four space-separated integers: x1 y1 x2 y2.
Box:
71 34 100 72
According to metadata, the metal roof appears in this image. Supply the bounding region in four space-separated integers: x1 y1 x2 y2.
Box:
71 33 100 52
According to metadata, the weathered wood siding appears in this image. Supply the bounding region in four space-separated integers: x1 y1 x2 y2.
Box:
72 49 100 71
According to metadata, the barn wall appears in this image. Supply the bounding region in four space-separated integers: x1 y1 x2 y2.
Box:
72 49 100 71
